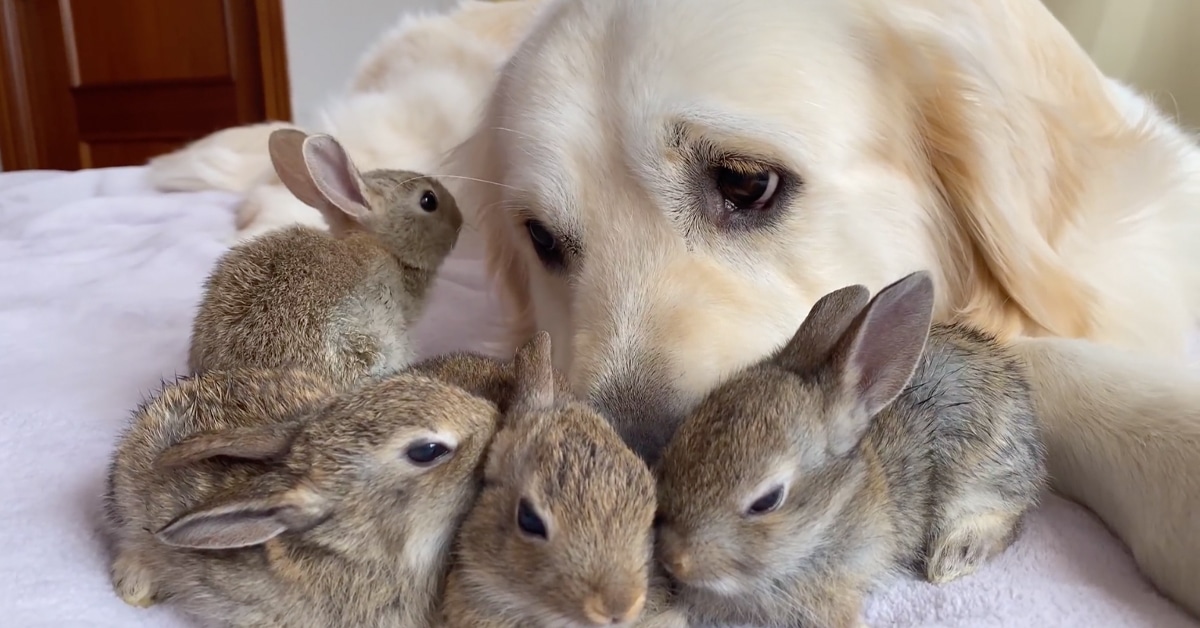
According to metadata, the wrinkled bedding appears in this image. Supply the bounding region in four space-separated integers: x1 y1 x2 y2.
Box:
0 166 1194 627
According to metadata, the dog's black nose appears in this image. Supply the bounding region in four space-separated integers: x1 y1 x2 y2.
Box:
590 370 684 466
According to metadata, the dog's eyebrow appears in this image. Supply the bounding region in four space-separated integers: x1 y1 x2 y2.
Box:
669 107 795 162
503 163 581 227
501 181 584 248
503 188 537 213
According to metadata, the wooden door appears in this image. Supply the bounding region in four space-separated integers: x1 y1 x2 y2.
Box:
0 0 291 171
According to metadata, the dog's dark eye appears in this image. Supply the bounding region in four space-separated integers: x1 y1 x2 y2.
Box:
716 165 780 212
746 485 785 515
419 190 438 212
405 441 451 465
516 498 548 539
525 219 565 270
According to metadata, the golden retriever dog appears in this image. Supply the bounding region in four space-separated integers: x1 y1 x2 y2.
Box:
449 0 1200 617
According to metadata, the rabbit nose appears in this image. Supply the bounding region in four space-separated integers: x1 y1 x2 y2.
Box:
663 550 693 580
582 588 646 625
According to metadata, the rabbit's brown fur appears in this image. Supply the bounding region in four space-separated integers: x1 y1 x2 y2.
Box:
441 332 682 628
407 346 573 413
656 272 1047 628
104 368 500 628
188 129 462 389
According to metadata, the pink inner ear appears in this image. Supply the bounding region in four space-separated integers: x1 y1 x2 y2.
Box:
303 136 371 221
269 129 333 211
845 273 934 416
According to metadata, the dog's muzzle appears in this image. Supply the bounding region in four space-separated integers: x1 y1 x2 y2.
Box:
588 362 686 465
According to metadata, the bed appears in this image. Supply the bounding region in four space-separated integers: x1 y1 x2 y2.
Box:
0 165 1195 627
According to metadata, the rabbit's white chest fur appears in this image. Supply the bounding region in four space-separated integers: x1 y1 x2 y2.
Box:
337 276 416 374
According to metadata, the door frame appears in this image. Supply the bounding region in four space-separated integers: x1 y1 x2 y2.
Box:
0 0 292 171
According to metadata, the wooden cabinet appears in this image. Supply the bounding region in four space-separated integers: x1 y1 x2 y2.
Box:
0 0 290 171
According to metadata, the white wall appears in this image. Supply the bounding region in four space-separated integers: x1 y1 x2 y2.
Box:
281 0 459 126
1043 0 1200 129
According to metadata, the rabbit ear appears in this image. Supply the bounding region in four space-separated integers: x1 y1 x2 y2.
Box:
153 423 301 469
300 134 371 223
155 485 329 550
268 129 370 235
824 271 935 453
512 331 555 412
773 284 871 374
269 129 331 210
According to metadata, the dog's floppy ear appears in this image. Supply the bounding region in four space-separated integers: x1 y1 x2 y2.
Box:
887 1 1124 340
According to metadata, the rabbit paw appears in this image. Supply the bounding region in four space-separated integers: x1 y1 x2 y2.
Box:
111 553 158 608
926 514 1017 584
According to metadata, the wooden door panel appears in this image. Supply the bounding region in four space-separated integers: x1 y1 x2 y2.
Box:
0 0 80 170
84 140 185 170
71 96 233 169
64 0 232 86
73 80 241 140
0 0 290 171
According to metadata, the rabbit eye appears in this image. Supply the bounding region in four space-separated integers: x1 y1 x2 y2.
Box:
746 485 785 516
516 498 548 540
405 441 452 466
419 190 439 212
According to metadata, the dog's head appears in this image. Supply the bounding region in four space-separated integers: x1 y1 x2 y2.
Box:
450 0 1130 462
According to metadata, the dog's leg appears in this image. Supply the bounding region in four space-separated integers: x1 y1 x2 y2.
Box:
145 122 293 194
1011 336 1200 618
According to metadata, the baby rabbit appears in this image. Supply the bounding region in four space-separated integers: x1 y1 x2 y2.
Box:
188 128 462 389
655 271 1047 628
104 367 501 628
406 342 573 413
441 331 685 628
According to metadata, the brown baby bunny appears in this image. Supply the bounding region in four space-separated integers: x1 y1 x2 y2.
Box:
187 127 462 389
406 336 573 413
104 367 501 628
655 271 1047 628
441 331 686 628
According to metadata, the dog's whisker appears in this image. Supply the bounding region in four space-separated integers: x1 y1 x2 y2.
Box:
395 173 523 192
491 126 537 142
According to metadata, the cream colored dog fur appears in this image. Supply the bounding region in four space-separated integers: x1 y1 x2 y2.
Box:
449 0 1200 617
146 0 1200 618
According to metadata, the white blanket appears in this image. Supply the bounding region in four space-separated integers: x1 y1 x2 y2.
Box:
0 166 1194 627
